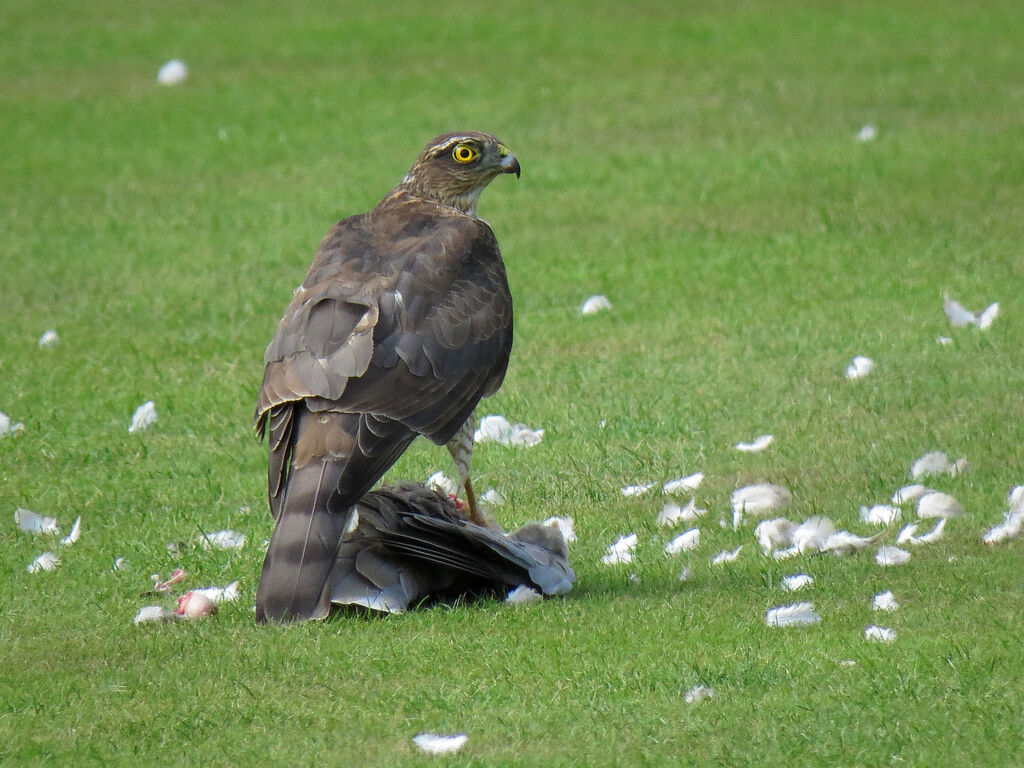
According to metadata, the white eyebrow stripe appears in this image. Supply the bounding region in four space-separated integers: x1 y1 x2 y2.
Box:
425 135 479 155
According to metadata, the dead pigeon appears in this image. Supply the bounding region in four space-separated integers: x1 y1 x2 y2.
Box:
327 484 574 616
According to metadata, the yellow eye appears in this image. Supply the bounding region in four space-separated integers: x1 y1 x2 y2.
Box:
452 143 479 163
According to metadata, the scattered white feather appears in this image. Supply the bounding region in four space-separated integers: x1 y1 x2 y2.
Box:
413 733 468 756
845 356 874 380
112 557 127 571
982 516 1022 544
684 685 714 704
781 574 814 591
908 517 946 545
838 659 858 667
426 471 457 496
865 625 897 644
856 124 877 142
917 491 964 519
0 412 25 437
735 434 774 453
711 545 743 565
872 591 899 612
199 529 247 549
944 294 999 330
479 488 504 505
38 329 59 348
908 452 967 479
911 451 950 478
943 295 977 327
755 518 798 554
27 552 60 573
14 508 59 535
60 516 81 546
792 516 836 553
157 59 188 85
982 506 1024 545
875 545 911 566
892 484 930 505
976 302 999 329
581 294 613 315
601 533 637 565
505 585 543 605
620 482 654 497
128 400 157 433
860 505 901 526
192 580 240 604
936 335 953 346
542 516 576 544
474 415 543 446
823 530 884 555
662 472 704 494
896 523 918 545
677 565 692 581
765 602 820 627
731 483 791 527
771 546 800 560
1007 485 1024 510
664 528 700 555
134 605 172 625
656 499 706 527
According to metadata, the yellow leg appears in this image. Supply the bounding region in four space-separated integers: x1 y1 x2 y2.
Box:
464 475 481 523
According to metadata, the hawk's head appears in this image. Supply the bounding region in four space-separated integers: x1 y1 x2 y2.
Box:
396 132 520 216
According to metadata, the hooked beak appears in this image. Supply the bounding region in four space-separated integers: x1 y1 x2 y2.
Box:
497 145 521 178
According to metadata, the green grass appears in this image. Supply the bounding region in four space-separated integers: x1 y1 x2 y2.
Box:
3 0 1024 764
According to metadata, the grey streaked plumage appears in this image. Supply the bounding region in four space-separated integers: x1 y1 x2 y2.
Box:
254 132 519 623
330 483 575 614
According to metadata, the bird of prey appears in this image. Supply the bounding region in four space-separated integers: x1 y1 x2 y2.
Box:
254 132 520 623
330 483 574 614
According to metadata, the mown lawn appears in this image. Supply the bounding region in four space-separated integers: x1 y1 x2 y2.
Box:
2 1 1023 765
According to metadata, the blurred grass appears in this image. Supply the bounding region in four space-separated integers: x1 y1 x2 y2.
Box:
2 0 1024 765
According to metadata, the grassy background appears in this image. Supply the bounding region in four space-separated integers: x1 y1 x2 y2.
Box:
2 0 1023 764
